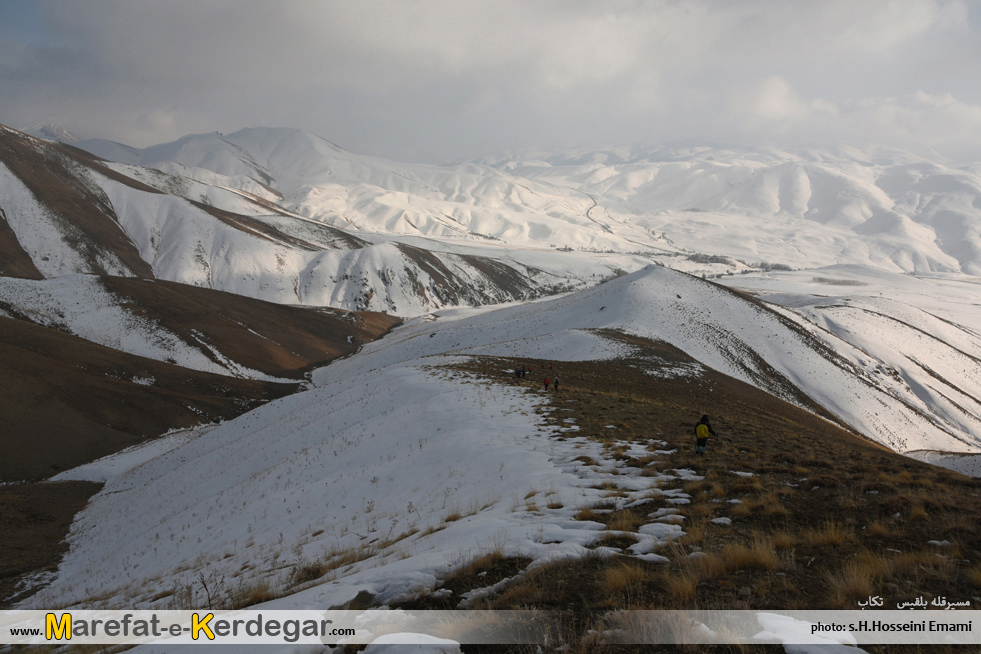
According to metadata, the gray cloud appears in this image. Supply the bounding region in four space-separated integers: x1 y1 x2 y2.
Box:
2 0 980 161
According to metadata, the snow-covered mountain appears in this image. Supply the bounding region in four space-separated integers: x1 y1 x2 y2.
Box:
1 124 601 316
76 130 981 278
480 143 981 276
24 122 80 144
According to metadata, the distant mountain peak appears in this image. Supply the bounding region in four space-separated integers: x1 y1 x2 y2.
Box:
25 122 80 143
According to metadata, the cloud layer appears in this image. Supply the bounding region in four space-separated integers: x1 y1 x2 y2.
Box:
2 0 980 161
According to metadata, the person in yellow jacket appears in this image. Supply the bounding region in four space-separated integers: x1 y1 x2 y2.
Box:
694 415 717 456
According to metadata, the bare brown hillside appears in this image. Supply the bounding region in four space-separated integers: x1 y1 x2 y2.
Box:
0 316 298 482
96 275 400 379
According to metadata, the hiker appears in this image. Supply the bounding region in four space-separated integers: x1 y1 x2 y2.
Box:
553 377 560 391
515 367 521 380
544 377 550 391
694 415 717 456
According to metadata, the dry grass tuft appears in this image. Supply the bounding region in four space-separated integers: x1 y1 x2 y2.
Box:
228 578 277 609
602 562 653 596
661 570 698 605
730 500 757 518
804 521 852 547
908 504 929 522
866 521 892 538
772 531 797 550
825 562 875 608
607 510 643 532
718 537 777 572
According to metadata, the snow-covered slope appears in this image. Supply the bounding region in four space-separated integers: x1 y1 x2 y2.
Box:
716 264 981 454
25 265 979 617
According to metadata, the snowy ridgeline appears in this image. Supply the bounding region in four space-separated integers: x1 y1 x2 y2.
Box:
27 266 981 623
77 127 981 276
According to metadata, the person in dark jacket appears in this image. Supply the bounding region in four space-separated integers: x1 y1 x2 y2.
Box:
694 415 717 456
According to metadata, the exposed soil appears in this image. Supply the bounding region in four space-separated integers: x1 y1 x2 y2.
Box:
0 480 102 608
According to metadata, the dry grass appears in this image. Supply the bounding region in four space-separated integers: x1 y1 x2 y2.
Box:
968 564 981 588
661 570 698 605
729 476 763 493
803 521 852 547
866 520 892 538
878 471 913 484
427 351 981 624
772 531 797 550
606 509 643 532
824 561 876 607
601 562 653 597
718 537 777 573
228 578 277 609
730 500 756 518
908 504 929 522
680 521 705 545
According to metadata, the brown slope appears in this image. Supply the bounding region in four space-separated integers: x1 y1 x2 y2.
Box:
96 276 400 378
0 315 299 482
0 480 103 608
0 126 156 278
0 205 43 279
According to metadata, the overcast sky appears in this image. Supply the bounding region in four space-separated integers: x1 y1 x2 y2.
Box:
2 0 980 162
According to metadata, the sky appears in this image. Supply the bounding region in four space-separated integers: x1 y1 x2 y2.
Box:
1 0 981 163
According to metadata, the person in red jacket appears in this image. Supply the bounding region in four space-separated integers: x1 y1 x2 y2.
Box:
544 377 550 391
